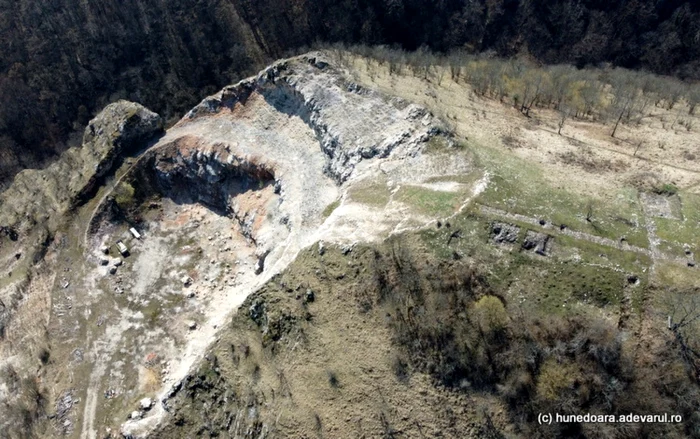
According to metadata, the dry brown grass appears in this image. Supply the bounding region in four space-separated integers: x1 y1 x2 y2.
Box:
343 54 700 197
138 366 161 394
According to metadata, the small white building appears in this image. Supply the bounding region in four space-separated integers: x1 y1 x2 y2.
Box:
129 227 141 239
116 240 129 256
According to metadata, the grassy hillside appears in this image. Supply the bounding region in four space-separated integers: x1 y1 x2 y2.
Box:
154 225 699 438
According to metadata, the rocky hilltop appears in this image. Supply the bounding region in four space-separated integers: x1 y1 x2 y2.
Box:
0 52 475 439
2 0 699 193
2 51 699 439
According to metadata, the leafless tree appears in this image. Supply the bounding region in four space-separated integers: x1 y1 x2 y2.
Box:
557 104 572 135
608 70 641 137
668 291 700 380
687 84 700 115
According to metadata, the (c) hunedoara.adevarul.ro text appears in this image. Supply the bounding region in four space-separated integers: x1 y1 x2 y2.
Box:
538 413 683 425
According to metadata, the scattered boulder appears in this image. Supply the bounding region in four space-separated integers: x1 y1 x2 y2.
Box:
522 230 552 256
109 267 117 275
139 398 153 411
0 301 8 339
341 243 355 255
0 226 18 241
181 276 193 287
249 299 266 325
254 251 270 275
305 289 315 303
186 321 197 330
114 259 123 267
318 241 326 256
254 259 264 275
101 246 110 255
99 259 109 266
490 222 519 244
130 411 142 420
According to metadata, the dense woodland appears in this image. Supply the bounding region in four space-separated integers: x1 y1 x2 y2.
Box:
1 0 699 187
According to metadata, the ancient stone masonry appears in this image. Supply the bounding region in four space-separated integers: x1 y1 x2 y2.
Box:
490 222 520 244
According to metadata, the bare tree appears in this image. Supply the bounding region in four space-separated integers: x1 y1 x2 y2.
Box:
664 80 686 110
558 107 571 135
668 291 700 380
688 84 700 115
547 64 576 109
519 67 550 117
448 50 467 82
608 70 641 137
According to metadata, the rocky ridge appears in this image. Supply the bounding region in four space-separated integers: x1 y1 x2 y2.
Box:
182 54 443 183
0 101 163 235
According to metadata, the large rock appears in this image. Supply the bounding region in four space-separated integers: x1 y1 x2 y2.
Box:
522 230 552 256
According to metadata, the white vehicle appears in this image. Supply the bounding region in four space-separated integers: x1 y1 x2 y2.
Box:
129 227 141 239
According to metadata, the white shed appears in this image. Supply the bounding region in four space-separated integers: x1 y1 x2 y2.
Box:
116 241 129 256
129 227 141 239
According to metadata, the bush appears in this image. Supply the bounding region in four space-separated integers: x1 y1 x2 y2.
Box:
114 182 136 208
473 295 508 333
654 183 679 196
536 359 581 402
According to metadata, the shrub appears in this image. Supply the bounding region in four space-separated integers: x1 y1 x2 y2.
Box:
114 181 136 208
654 183 679 196
473 295 508 333
536 359 581 402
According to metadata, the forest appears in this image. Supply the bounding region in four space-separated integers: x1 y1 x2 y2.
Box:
0 0 699 187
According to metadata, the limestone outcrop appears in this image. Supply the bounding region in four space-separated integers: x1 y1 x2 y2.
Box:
0 101 162 235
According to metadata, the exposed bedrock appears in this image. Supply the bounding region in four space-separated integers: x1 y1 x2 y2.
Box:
148 138 275 217
183 53 444 183
104 52 446 276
